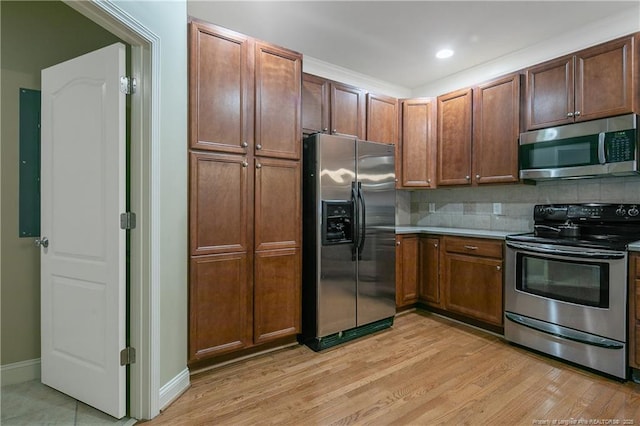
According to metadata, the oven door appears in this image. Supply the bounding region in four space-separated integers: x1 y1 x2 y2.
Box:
505 241 627 342
504 241 628 378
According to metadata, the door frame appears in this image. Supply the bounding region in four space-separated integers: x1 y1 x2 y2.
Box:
64 0 160 419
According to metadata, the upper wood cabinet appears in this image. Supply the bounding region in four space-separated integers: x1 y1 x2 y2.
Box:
437 73 521 187
367 93 398 144
525 34 639 130
472 74 521 185
302 73 398 143
190 21 302 160
399 98 437 188
255 42 302 160
302 73 330 135
437 88 473 186
189 23 254 154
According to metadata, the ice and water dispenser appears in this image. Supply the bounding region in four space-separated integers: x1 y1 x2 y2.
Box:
321 201 353 245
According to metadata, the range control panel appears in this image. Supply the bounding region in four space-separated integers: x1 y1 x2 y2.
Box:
322 200 353 245
534 203 640 222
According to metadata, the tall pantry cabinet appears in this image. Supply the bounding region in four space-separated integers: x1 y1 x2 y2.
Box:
188 20 302 365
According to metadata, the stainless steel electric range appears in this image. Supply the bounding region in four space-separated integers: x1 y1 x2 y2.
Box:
505 203 640 379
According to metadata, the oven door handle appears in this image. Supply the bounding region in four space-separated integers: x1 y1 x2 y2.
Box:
505 312 624 350
505 241 626 259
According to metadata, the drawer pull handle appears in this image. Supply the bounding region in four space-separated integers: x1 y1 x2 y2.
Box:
464 245 478 250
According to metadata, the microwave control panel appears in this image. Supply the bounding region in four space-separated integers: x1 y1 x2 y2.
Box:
605 129 635 163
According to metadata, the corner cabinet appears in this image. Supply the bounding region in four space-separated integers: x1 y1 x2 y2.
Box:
525 34 639 130
188 20 302 366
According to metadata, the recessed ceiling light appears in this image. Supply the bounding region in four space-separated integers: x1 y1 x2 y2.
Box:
436 49 454 59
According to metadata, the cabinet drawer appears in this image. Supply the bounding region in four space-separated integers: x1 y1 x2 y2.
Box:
444 237 503 259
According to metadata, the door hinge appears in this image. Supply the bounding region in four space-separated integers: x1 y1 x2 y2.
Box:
120 212 136 230
119 76 137 95
120 347 136 365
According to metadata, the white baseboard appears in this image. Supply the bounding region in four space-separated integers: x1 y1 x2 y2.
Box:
1 358 41 386
158 368 190 411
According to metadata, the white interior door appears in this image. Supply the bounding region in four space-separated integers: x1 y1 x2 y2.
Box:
40 42 127 419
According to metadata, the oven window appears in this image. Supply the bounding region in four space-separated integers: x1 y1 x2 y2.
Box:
516 254 609 308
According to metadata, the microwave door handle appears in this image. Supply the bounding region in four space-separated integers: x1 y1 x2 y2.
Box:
598 132 606 164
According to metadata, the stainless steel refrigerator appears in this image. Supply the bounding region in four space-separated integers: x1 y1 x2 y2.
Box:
300 133 396 351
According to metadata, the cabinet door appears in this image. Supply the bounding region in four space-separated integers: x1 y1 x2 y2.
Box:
442 253 503 326
419 237 440 306
189 253 252 361
366 93 398 145
189 22 253 154
396 235 418 308
331 82 366 139
254 248 301 344
255 42 302 160
525 55 574 130
576 35 635 122
437 88 472 186
190 151 250 256
400 98 437 188
472 74 520 185
254 158 301 251
302 73 329 135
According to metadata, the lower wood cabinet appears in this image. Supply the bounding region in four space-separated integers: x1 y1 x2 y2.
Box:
441 236 504 327
254 248 301 344
629 252 640 370
395 233 504 331
419 236 441 307
189 253 252 359
396 235 419 308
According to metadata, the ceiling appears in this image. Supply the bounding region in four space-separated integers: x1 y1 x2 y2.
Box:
187 1 640 91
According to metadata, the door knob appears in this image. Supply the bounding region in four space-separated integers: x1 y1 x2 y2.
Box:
35 237 49 248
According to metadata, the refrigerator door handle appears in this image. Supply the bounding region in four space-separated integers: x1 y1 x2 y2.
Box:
351 181 359 261
357 182 366 260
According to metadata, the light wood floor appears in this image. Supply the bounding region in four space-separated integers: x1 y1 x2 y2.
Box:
144 311 640 425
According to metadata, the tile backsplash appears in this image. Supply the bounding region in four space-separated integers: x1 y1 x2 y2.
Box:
397 176 640 232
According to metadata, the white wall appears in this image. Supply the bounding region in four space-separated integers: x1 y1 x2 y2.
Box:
111 0 188 389
412 8 640 97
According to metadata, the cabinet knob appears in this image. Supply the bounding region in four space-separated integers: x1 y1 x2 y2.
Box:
465 176 470 181
396 241 401 246
332 129 337 134
256 144 262 150
434 243 438 248
241 141 248 148
574 111 581 117
427 179 431 183
475 174 480 179
241 160 248 168
323 128 328 132
256 163 262 169
496 265 502 271
567 112 574 118
394 178 398 183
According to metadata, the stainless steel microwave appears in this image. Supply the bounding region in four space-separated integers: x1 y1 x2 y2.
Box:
519 114 639 180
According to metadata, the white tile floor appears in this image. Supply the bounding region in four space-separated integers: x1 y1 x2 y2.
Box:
1 380 136 425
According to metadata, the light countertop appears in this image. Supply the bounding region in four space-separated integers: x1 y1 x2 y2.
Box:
629 241 640 252
395 226 523 240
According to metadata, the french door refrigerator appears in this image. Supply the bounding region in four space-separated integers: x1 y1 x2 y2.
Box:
300 133 396 351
